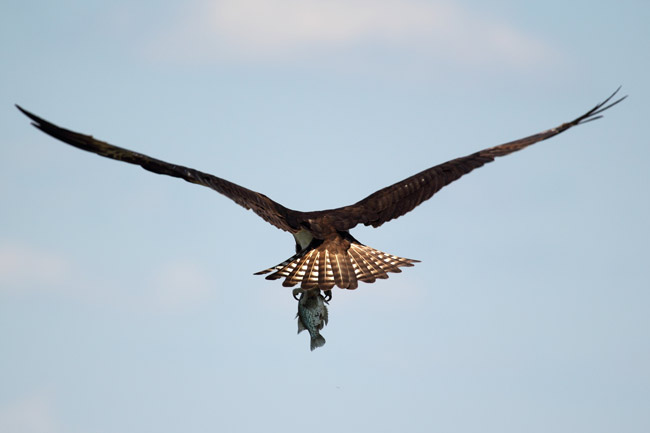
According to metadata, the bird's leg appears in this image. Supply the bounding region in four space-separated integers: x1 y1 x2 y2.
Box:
292 288 304 301
323 290 332 303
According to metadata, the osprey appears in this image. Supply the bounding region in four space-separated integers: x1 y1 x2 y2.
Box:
16 89 624 349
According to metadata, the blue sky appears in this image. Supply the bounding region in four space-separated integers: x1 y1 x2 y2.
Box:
1 1 649 432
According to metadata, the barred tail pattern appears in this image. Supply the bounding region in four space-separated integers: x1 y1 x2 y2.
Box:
254 241 419 290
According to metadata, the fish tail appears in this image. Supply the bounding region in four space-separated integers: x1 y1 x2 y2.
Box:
310 334 326 351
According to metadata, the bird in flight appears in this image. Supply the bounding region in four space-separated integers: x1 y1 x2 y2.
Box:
16 88 625 349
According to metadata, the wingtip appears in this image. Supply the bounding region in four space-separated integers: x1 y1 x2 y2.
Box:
591 86 627 118
608 86 627 105
574 86 627 126
15 104 40 124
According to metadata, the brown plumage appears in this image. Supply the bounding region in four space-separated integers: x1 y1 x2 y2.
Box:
16 89 625 347
255 234 417 290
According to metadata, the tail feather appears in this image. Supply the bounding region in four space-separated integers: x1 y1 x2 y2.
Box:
317 250 335 290
254 248 308 277
363 247 395 276
283 250 315 287
349 244 390 281
365 253 390 279
256 239 419 290
348 246 377 283
332 250 353 289
303 251 320 289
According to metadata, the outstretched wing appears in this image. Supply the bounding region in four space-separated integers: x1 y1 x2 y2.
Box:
16 106 302 233
316 88 626 232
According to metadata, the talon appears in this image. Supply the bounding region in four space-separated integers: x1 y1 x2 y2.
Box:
292 288 303 301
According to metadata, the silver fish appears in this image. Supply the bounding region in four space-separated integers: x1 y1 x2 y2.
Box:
294 288 329 351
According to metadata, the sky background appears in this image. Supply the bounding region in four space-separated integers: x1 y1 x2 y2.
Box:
1 1 649 432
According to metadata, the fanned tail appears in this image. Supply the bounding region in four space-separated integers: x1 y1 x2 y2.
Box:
255 239 419 290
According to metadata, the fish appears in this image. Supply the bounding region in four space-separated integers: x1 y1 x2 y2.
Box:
294 288 329 351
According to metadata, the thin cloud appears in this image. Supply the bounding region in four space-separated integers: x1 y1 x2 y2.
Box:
146 0 558 69
0 242 213 312
0 392 61 433
0 243 71 291
148 260 215 311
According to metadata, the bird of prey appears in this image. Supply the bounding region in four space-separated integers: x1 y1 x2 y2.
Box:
16 89 624 349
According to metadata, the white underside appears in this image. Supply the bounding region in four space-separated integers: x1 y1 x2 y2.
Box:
293 229 314 250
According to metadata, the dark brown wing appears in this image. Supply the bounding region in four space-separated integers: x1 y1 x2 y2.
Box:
315 88 626 232
16 106 303 233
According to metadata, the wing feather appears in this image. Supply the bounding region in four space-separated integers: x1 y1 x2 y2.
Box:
313 88 626 231
17 89 625 236
16 106 302 232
